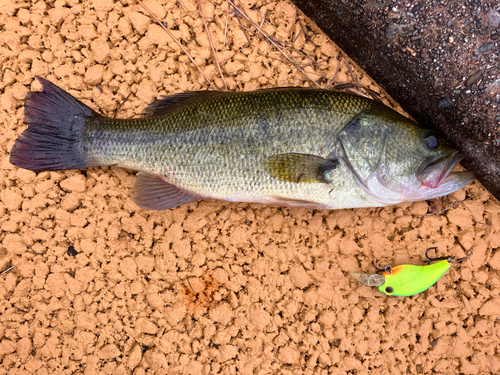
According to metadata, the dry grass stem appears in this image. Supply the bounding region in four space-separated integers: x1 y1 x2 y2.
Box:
292 28 302 44
327 52 343 88
233 12 252 48
233 4 327 86
113 92 132 118
137 0 212 87
177 0 187 13
138 0 385 98
297 18 310 41
344 58 359 86
259 10 268 28
223 0 230 48
197 0 228 90
0 265 14 276
420 195 476 217
206 50 243 79
229 0 321 87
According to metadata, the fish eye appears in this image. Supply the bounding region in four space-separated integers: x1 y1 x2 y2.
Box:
423 133 440 150
385 286 394 294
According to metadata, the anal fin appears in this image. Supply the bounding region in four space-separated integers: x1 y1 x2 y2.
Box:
266 195 328 209
131 172 199 210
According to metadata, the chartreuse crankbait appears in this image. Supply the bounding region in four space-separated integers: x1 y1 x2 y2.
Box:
352 247 473 296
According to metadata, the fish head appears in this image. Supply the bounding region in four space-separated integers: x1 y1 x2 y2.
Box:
338 108 474 204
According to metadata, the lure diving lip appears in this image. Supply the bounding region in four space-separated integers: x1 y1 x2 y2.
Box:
351 247 473 297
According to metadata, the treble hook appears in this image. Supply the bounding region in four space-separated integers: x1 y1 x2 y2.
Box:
425 247 474 264
371 261 392 274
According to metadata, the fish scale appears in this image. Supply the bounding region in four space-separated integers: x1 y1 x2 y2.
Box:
10 77 474 210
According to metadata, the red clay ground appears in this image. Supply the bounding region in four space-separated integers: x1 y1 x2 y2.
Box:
0 1 499 374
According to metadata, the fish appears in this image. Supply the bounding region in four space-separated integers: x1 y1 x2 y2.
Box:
9 76 474 211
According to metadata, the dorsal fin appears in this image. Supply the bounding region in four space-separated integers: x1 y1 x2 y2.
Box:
142 91 224 117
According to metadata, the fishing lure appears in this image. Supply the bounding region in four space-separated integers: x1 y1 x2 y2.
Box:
352 247 473 296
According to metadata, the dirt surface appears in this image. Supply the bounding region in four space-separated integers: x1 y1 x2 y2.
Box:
292 0 500 203
1 1 499 374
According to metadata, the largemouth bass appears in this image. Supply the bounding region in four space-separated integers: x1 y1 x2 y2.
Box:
10 76 474 210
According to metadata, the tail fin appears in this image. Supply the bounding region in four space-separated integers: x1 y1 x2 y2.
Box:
10 76 99 171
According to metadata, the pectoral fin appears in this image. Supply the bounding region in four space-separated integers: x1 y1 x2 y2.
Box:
131 172 199 210
265 153 338 183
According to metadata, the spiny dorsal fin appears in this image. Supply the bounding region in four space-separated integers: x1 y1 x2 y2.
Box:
264 153 339 183
142 91 224 117
131 172 199 210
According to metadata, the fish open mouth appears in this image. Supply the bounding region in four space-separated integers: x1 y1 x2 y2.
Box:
419 151 474 189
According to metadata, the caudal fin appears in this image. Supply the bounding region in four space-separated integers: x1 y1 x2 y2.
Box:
10 76 98 171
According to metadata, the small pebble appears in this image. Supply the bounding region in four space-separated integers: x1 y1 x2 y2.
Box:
491 78 500 88
438 97 454 109
464 17 474 26
386 23 401 41
465 69 483 87
487 9 500 29
67 246 78 256
477 42 495 53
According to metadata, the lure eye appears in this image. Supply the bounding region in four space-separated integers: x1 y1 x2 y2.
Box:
423 133 440 150
385 286 394 294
